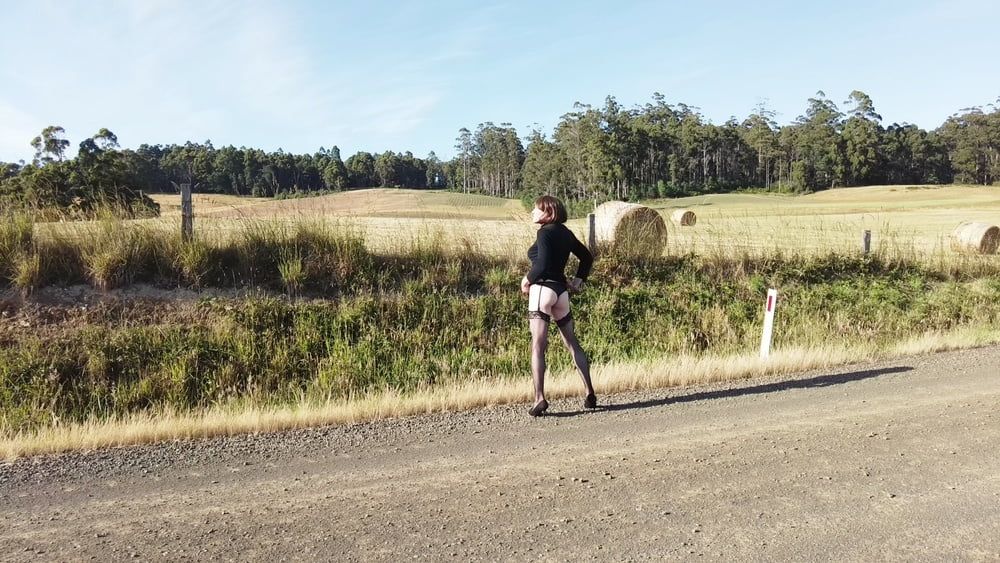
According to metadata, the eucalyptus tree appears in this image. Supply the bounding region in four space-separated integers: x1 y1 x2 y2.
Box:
161 141 215 188
208 146 245 195
398 151 428 187
521 129 572 200
320 145 349 190
742 101 780 189
454 128 474 193
75 128 128 199
374 151 403 187
471 122 523 198
712 119 755 191
424 151 446 187
0 162 21 181
938 105 1000 185
127 144 170 193
553 103 610 201
345 151 377 187
788 91 845 189
30 126 71 165
243 148 269 196
267 150 298 194
841 90 883 185
879 124 949 184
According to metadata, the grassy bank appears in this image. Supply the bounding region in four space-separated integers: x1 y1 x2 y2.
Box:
2 210 1000 458
3 247 1000 433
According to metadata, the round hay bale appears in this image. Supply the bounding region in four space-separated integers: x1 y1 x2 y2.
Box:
951 222 1000 254
593 201 667 257
671 209 697 226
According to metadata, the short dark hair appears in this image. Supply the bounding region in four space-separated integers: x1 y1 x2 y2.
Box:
534 195 567 224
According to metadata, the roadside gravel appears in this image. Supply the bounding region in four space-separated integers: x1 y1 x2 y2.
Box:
2 346 999 561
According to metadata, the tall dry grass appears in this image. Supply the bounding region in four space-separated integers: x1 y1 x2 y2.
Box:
0 213 34 285
15 203 1000 292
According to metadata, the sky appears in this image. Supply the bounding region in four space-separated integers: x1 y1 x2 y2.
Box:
2 0 999 163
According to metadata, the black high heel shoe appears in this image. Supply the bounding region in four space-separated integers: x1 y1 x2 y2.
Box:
528 399 549 417
584 393 597 409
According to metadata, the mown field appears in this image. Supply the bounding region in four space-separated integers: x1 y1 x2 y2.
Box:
2 185 1000 458
132 185 1000 257
142 189 533 255
652 185 1000 256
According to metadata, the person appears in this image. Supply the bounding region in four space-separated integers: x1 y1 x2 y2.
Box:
520 195 596 416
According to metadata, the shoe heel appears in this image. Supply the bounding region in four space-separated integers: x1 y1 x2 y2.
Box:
529 399 549 417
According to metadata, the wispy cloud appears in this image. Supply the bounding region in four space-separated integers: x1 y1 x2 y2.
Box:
112 0 447 148
352 92 444 137
114 0 323 137
1 1 511 159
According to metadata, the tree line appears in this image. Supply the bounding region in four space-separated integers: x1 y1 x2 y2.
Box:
1 90 998 215
0 129 450 215
511 90 999 205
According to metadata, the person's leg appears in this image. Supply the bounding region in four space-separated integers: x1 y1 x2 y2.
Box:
527 285 559 412
553 293 596 400
529 317 549 403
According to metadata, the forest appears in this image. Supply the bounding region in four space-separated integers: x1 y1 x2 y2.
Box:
1 90 998 215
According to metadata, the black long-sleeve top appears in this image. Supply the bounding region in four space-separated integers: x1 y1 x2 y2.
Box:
526 223 593 284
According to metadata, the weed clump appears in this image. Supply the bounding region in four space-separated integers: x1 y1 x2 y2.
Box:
81 220 160 290
0 213 34 282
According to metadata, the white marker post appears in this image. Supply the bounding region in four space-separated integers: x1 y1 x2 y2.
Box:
759 289 779 359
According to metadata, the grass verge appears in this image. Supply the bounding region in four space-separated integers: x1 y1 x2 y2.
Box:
3 325 998 461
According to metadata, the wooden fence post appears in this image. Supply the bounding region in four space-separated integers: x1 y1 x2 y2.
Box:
588 213 597 253
862 230 871 256
181 183 193 243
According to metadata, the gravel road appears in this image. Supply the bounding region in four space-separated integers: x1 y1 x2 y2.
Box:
2 346 1000 561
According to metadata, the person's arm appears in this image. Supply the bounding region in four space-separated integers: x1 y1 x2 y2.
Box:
525 230 552 283
570 234 593 281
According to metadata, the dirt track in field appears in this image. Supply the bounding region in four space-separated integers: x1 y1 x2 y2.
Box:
3 346 1000 561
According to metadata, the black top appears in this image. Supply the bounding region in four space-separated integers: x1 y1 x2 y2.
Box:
526 223 594 284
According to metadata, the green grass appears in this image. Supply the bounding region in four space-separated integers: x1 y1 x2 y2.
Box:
3 248 1000 435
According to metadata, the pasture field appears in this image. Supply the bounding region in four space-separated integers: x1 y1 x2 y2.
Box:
134 185 1000 258
119 189 532 255
149 189 523 221
652 185 1000 256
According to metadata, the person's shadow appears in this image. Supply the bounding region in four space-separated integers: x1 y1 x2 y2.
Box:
547 365 913 417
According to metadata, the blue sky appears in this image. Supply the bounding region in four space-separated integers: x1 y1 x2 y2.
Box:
2 0 998 163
